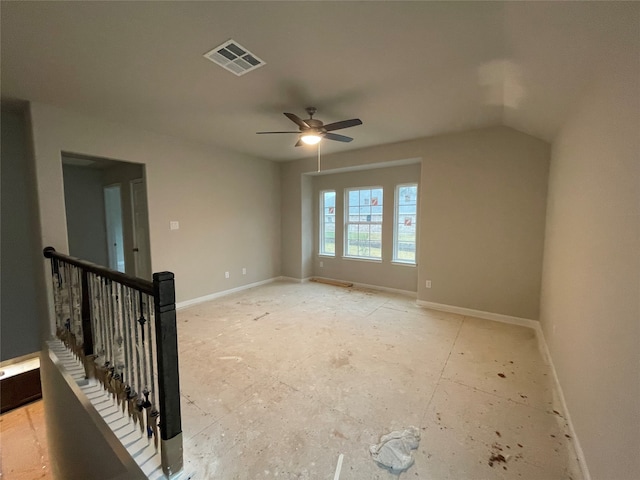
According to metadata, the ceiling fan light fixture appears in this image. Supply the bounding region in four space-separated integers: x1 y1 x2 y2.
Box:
300 133 322 145
256 108 362 147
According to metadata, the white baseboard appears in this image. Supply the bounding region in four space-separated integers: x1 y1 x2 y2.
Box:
416 300 538 329
278 276 311 283
534 324 592 480
311 276 417 297
176 276 281 310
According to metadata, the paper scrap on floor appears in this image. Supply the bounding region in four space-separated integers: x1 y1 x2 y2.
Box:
369 426 421 473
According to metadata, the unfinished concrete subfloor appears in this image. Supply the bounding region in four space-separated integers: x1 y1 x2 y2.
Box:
0 400 52 480
177 281 582 479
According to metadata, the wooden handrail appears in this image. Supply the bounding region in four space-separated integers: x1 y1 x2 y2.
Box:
43 247 154 295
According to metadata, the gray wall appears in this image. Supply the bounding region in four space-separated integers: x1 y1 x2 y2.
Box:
417 128 549 319
1 108 41 361
281 161 305 279
28 102 282 304
282 126 549 320
539 10 640 478
312 163 421 291
62 164 109 266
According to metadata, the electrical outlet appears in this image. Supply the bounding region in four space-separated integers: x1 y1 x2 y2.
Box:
242 268 246 275
425 280 432 288
319 261 324 267
170 221 179 230
225 271 230 279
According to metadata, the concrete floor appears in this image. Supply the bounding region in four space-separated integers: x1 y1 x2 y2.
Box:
0 400 52 480
177 281 583 480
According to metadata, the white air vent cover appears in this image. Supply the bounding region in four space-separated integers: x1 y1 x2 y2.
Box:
203 40 265 76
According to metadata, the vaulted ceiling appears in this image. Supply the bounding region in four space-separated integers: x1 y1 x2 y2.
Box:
1 1 634 161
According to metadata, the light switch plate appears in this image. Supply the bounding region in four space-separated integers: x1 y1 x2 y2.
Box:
170 221 179 230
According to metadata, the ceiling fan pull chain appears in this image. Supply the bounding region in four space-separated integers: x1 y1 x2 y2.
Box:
317 141 321 173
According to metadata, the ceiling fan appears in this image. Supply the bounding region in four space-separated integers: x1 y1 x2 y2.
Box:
257 107 363 147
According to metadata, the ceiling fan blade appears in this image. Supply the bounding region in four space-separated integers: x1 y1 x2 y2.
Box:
324 132 353 143
256 131 300 134
294 139 304 147
323 118 362 132
284 112 310 129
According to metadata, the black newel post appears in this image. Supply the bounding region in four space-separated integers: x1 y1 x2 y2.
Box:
152 271 183 476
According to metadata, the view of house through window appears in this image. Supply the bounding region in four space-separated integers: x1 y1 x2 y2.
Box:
394 183 418 263
319 190 336 255
345 187 383 259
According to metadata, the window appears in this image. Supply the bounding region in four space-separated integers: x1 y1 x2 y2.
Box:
319 190 336 255
345 187 383 259
394 184 418 264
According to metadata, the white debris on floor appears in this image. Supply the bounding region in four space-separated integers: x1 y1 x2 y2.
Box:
369 426 421 473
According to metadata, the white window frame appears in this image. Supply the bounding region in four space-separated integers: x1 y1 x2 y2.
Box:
319 190 336 256
344 186 384 260
393 183 418 265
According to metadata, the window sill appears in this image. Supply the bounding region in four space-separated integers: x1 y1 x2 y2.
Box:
318 253 335 258
342 256 382 264
391 261 417 267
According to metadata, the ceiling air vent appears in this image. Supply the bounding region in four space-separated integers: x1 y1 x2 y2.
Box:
203 40 265 76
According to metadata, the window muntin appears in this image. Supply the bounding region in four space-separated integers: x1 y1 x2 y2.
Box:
394 184 418 264
345 187 383 259
319 190 336 255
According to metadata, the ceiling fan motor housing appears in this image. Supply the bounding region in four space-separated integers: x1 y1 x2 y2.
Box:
303 118 325 134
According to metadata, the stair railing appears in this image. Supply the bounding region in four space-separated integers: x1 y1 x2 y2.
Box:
43 247 183 477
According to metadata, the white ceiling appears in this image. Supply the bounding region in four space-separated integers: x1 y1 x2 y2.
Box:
1 1 635 161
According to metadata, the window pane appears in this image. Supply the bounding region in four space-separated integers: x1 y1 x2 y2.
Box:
320 191 336 256
344 186 383 260
393 184 418 263
325 191 336 208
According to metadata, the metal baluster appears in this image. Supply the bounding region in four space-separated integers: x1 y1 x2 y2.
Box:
137 292 153 440
106 279 117 399
64 263 72 342
49 256 64 334
121 286 133 415
73 266 84 355
64 262 74 352
69 266 80 357
146 294 157 406
104 279 111 363
86 273 100 380
99 277 111 391
133 292 145 432
113 283 126 406
144 294 157 443
124 287 138 422
61 264 70 336
79 268 94 378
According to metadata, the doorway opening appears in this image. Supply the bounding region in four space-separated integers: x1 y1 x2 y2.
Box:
103 184 125 272
61 153 152 279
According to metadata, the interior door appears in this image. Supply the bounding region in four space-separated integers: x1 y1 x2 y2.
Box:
130 179 152 280
103 184 125 272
